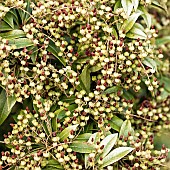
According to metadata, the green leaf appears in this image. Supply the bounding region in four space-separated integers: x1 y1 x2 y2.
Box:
96 133 118 161
119 120 134 138
101 147 134 168
0 90 16 125
142 58 157 73
138 6 152 28
85 132 100 168
132 0 139 11
88 132 100 144
112 27 118 39
159 76 170 93
0 21 13 31
160 90 170 100
8 38 34 49
156 36 170 46
30 46 38 63
70 141 95 153
56 104 77 120
60 95 76 104
0 30 25 39
46 159 64 169
103 86 122 94
89 64 102 72
126 23 147 39
121 0 134 16
108 115 123 131
47 40 66 66
75 133 92 141
122 90 134 100
121 10 142 33
79 65 91 93
114 0 121 30
151 1 168 13
9 9 19 26
76 57 90 64
59 124 78 141
3 12 14 29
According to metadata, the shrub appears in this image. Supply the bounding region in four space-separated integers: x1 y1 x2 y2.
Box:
0 0 169 169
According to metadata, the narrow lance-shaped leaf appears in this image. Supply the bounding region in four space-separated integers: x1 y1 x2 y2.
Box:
121 0 134 16
138 6 152 28
0 21 13 31
119 120 134 138
112 27 118 39
70 141 95 153
47 40 66 66
132 0 139 11
89 64 102 72
126 24 147 40
3 12 14 29
121 10 143 33
79 65 91 93
96 133 118 161
75 133 92 141
58 124 78 141
151 1 168 13
142 58 157 73
114 0 121 30
156 36 170 46
8 38 34 49
103 86 122 95
85 132 100 168
101 147 134 168
0 30 25 39
0 90 16 125
108 115 123 131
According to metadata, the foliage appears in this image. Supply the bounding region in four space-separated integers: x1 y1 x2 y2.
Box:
0 0 169 170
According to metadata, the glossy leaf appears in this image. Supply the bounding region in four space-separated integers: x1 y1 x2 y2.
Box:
70 141 95 153
47 40 66 66
138 6 152 28
9 9 19 26
8 38 34 49
103 86 122 94
0 90 16 125
121 0 134 16
112 27 118 39
122 90 134 100
101 147 134 168
85 132 100 168
88 132 100 144
119 120 134 138
114 0 121 30
126 24 147 39
57 104 77 120
132 0 139 11
151 1 168 13
96 134 118 161
142 58 157 73
89 64 102 72
58 124 78 141
108 115 124 131
156 36 170 46
75 133 92 141
3 12 14 29
121 10 142 33
79 65 91 93
159 76 170 92
45 160 64 170
0 21 13 31
0 30 25 39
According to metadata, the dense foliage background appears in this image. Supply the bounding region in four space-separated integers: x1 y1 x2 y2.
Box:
0 0 170 169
